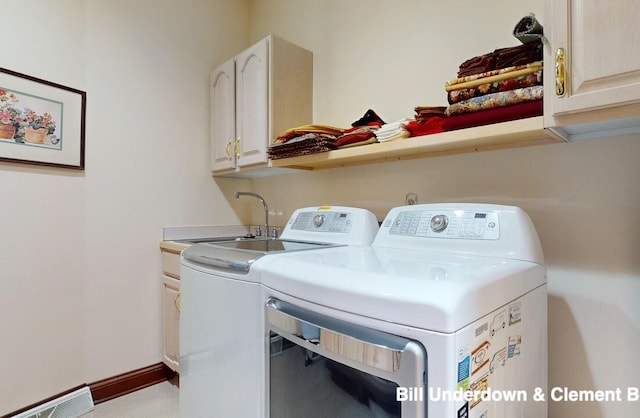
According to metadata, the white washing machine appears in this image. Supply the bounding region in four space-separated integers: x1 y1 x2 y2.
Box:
179 206 379 418
259 203 547 418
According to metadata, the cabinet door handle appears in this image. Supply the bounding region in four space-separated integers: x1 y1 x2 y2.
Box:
225 140 234 160
235 137 241 159
555 47 566 97
174 292 181 314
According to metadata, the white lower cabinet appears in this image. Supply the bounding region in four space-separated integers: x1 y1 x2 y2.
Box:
162 275 180 372
160 245 183 372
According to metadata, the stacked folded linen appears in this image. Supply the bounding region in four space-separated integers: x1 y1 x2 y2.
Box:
268 109 388 158
333 126 378 148
413 106 446 122
443 35 544 130
405 117 445 137
456 41 542 77
268 124 344 159
269 108 387 158
444 59 543 119
331 108 386 149
445 84 543 117
443 14 545 130
268 133 336 160
446 64 542 105
271 124 344 145
442 99 542 131
403 106 446 137
375 118 411 142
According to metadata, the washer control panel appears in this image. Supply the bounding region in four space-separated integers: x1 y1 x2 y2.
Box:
389 209 500 240
290 211 353 233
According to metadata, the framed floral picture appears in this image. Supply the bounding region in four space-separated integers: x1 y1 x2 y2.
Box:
0 67 86 169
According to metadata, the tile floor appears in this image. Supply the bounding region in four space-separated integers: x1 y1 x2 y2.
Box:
83 381 178 418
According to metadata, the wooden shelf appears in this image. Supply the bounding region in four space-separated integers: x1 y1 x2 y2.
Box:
270 117 562 171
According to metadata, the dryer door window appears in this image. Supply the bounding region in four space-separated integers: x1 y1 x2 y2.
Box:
266 298 427 418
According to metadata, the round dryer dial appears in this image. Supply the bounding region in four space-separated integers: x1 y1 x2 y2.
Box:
430 214 449 233
312 214 325 227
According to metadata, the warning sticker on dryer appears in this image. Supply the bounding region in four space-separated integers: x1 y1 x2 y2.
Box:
508 335 522 358
457 355 471 391
490 310 507 338
471 341 490 376
509 302 522 325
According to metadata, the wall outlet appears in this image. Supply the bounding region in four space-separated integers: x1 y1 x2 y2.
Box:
405 193 418 205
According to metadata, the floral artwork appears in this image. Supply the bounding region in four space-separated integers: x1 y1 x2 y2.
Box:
0 88 61 148
0 67 85 169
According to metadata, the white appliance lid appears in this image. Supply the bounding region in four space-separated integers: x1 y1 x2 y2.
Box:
279 205 379 246
181 205 379 274
257 246 546 333
374 203 544 265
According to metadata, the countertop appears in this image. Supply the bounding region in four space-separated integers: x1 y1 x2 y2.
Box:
159 240 191 253
159 224 250 253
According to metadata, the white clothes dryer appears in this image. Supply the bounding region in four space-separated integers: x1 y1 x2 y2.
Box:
259 203 547 418
179 206 379 418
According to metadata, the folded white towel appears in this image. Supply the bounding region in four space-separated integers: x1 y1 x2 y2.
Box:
377 118 411 132
377 128 404 138
377 128 410 142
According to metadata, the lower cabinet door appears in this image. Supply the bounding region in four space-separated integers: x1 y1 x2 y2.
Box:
163 275 180 372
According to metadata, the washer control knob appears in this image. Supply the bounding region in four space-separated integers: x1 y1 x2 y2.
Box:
430 214 449 233
313 214 325 228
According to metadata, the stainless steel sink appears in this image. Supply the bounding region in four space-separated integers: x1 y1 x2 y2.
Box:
181 237 338 273
176 235 257 244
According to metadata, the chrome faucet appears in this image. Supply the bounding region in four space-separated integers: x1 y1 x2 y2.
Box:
235 191 270 238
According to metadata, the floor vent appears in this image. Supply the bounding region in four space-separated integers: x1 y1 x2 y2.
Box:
13 387 94 418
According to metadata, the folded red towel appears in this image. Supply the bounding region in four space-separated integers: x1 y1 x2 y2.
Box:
405 117 445 137
334 130 376 148
442 100 542 132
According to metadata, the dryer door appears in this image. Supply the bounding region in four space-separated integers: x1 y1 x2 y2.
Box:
266 298 427 418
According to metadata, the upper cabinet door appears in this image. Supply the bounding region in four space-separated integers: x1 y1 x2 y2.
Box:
235 38 269 168
210 59 237 171
544 0 640 134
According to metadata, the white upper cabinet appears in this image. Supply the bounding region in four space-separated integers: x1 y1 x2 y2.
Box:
544 0 640 140
235 39 269 168
210 59 237 171
210 35 313 176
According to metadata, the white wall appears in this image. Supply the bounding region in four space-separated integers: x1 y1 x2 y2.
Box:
0 1 249 414
249 0 543 125
2 1 638 417
247 1 640 417
0 2 88 412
